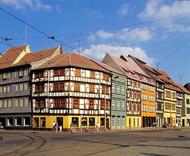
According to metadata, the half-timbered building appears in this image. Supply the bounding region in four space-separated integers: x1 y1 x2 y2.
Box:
31 53 111 131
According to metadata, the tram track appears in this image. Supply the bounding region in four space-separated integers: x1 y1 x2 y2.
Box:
1 134 47 156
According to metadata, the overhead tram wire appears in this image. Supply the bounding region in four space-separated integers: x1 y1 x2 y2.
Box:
0 7 76 51
157 38 190 67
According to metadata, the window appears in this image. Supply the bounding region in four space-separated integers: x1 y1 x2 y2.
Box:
4 100 7 108
187 108 190 114
33 118 39 128
166 91 171 98
137 104 140 112
133 118 136 127
137 118 140 127
0 86 2 93
149 105 155 112
15 117 21 126
20 98 24 107
53 69 65 76
89 118 95 126
89 99 94 109
15 99 19 107
141 104 147 112
141 93 147 100
101 118 105 126
35 99 45 108
20 83 24 91
112 82 115 94
7 85 11 92
16 84 19 91
24 117 30 126
15 70 18 78
75 68 81 77
121 100 125 112
82 117 87 126
172 92 176 99
53 83 59 91
0 73 2 80
117 117 120 127
3 86 6 93
73 98 79 108
90 71 95 78
149 86 154 92
35 71 44 78
24 97 29 106
74 83 80 92
117 100 120 111
121 84 124 95
102 85 109 95
24 68 29 77
187 99 190 104
7 118 13 126
24 83 28 90
19 69 24 77
89 84 95 93
122 117 125 127
103 73 109 81
149 95 154 102
0 100 3 108
141 84 147 90
35 83 44 93
111 99 115 110
8 99 12 107
101 100 109 110
116 83 120 94
172 104 175 111
165 103 171 110
72 117 79 127
112 117 115 127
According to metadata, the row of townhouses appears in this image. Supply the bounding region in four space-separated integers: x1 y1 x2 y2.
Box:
0 45 189 130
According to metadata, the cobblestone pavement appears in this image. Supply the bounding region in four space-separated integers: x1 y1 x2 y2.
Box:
0 128 190 156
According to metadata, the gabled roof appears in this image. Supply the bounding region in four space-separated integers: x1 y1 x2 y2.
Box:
33 52 109 73
184 83 190 92
14 47 61 66
0 45 28 69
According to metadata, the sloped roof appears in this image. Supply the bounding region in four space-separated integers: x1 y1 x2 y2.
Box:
14 47 60 66
0 45 27 69
175 83 190 94
33 52 109 73
92 60 124 75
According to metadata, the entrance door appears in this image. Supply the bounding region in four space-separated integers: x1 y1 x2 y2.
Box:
57 117 63 127
129 118 131 129
106 119 109 129
182 119 185 127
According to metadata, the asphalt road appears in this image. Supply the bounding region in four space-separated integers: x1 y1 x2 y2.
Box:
0 128 190 156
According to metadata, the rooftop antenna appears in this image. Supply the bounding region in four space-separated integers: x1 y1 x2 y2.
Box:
75 40 81 54
25 24 27 45
179 75 183 85
156 63 160 69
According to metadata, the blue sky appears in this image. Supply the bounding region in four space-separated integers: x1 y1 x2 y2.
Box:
0 0 189 85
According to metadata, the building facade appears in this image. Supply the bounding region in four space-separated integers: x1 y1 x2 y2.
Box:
32 53 111 130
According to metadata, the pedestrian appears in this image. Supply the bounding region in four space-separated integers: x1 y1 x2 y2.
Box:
70 122 76 133
56 122 58 133
52 121 56 133
59 125 62 132
96 122 99 133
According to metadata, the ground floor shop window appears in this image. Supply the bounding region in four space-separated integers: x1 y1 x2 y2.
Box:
34 118 39 128
24 117 30 126
7 117 13 126
112 117 116 127
15 117 21 126
133 118 136 127
40 118 45 128
122 117 125 127
72 117 79 127
117 117 120 127
137 118 140 127
101 118 105 127
82 117 87 126
89 118 95 126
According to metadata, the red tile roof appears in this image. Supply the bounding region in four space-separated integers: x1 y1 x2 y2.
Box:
0 45 27 69
33 52 109 73
14 47 61 66
175 83 190 94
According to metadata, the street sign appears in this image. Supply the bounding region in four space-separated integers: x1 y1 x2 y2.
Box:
80 115 83 119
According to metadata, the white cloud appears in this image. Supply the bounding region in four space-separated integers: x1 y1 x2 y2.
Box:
117 28 153 42
82 44 154 66
138 0 190 30
88 28 153 42
97 30 114 39
0 0 52 11
55 5 62 13
118 4 129 16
